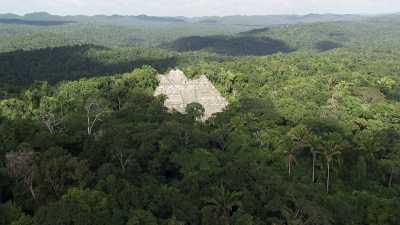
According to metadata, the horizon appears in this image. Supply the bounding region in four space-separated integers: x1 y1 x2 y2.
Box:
1 0 399 17
0 11 398 19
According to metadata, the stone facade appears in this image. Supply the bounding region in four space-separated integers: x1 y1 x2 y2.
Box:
154 69 228 119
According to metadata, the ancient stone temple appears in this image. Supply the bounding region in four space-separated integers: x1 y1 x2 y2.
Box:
154 69 228 119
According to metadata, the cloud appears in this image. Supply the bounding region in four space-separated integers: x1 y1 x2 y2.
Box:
1 0 398 16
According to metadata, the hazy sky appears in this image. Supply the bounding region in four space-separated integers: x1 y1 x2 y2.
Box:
1 0 399 17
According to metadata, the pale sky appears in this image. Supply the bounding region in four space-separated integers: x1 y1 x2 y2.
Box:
1 0 399 17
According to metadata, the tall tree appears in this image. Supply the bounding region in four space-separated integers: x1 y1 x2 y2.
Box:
316 133 346 193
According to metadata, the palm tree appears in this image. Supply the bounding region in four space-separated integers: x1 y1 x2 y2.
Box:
288 124 313 179
318 134 345 193
323 147 341 193
203 185 242 225
309 147 321 183
305 133 323 184
279 138 298 177
287 148 298 177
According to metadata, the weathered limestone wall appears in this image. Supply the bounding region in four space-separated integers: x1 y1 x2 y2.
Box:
154 69 228 119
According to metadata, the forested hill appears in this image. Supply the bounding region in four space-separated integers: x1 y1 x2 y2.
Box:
0 19 74 26
2 14 400 90
238 15 400 51
0 11 399 225
0 45 177 94
0 12 399 54
192 13 363 26
165 14 400 55
0 12 364 26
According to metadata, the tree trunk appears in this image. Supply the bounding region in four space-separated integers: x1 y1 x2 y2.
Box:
29 183 37 200
119 152 125 173
87 111 91 135
312 152 316 183
26 178 37 200
44 120 54 134
388 169 393 188
326 162 330 193
117 96 122 111
118 151 129 173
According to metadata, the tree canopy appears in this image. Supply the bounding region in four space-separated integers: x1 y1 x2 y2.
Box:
0 12 399 225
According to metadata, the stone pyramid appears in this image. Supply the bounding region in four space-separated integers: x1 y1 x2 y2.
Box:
154 69 228 119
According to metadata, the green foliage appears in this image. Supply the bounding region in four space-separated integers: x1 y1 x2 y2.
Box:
240 19 400 52
34 188 114 225
185 102 205 120
0 202 24 225
0 45 174 91
0 13 400 225
127 210 158 225
165 36 294 56
0 18 251 53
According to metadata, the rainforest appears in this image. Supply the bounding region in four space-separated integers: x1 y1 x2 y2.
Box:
0 11 399 225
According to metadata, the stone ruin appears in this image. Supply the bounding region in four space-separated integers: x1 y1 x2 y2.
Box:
154 69 228 119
